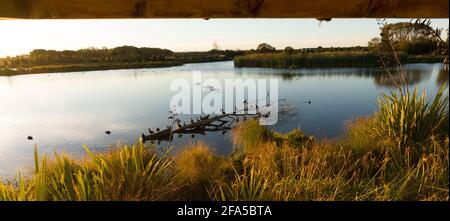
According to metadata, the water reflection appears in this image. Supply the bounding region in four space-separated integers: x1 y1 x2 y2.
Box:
247 65 441 88
437 69 449 86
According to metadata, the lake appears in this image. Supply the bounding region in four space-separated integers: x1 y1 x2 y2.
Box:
0 61 448 178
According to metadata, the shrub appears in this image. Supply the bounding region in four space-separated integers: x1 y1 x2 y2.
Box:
374 86 448 149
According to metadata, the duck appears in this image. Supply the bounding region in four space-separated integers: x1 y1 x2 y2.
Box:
308 100 312 104
105 131 111 135
27 136 33 140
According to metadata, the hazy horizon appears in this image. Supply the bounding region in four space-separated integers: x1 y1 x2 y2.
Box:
0 18 448 57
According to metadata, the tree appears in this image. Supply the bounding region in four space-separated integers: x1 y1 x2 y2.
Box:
284 46 295 56
378 19 442 55
368 37 381 52
256 43 276 53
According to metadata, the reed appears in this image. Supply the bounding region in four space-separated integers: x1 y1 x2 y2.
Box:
234 52 385 68
233 51 444 69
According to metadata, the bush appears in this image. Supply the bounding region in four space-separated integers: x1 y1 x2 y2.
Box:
374 86 448 149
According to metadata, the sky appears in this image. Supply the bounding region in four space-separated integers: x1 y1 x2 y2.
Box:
0 18 448 57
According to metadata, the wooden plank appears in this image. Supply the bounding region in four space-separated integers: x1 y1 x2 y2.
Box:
0 0 448 19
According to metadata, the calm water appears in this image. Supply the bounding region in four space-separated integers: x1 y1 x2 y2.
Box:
0 61 448 177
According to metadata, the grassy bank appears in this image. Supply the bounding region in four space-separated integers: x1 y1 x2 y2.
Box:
0 61 184 76
234 52 446 69
0 87 448 201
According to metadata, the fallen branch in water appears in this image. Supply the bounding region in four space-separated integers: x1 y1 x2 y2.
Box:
141 99 296 144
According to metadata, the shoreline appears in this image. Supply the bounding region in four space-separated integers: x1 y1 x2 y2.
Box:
0 59 237 77
0 61 184 76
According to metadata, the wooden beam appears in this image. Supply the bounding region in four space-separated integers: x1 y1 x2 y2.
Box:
0 0 448 19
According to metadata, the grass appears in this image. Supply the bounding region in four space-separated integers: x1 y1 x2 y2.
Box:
234 52 444 69
0 86 448 201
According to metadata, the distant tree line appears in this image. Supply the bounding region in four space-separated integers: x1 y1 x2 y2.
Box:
1 46 174 68
0 46 244 68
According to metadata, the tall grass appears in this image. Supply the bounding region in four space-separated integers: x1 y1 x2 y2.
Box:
210 120 448 201
234 52 443 69
234 52 400 68
374 86 448 149
175 143 232 200
0 143 180 201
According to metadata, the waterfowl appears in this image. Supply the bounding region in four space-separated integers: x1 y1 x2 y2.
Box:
308 100 312 104
105 131 111 135
27 136 33 140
